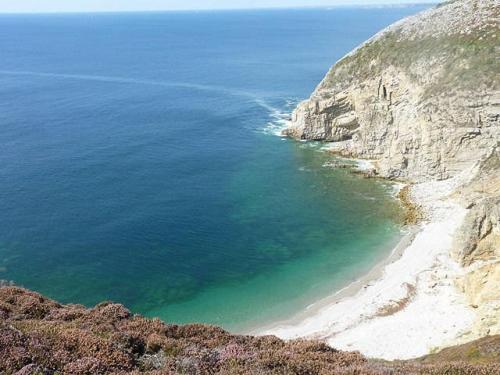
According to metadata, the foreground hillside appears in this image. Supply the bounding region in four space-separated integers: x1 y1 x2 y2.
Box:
0 287 499 374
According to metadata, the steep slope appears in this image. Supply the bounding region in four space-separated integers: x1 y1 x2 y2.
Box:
452 147 500 341
0 287 499 374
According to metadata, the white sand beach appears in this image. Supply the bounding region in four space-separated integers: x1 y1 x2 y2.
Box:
260 166 479 360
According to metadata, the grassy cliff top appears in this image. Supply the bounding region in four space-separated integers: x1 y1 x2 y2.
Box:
317 0 499 97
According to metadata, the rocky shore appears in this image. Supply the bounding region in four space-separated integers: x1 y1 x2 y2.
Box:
278 0 499 359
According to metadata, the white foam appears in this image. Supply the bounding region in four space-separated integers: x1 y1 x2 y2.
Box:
257 98 297 136
0 69 259 100
0 70 304 139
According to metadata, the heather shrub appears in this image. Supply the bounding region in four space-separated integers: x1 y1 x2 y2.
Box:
0 287 498 375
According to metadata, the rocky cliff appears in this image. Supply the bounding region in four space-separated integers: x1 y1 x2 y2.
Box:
452 147 500 341
284 0 499 182
284 0 499 342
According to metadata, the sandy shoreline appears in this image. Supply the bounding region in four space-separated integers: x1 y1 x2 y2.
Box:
252 224 420 334
257 164 478 360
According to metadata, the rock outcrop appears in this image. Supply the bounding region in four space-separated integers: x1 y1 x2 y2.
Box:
283 0 499 345
0 287 499 374
453 148 500 340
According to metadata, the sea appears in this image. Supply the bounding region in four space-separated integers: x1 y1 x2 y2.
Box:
0 4 429 332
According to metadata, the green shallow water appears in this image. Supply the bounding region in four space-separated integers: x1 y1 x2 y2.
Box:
145 140 403 332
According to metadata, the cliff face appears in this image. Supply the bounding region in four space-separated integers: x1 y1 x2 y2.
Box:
284 0 499 345
452 148 500 340
284 0 499 183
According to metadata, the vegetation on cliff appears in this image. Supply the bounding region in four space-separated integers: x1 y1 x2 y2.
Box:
0 287 499 374
322 0 498 96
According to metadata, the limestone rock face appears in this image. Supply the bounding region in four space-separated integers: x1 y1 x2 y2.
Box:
456 196 500 266
284 0 500 345
453 149 500 338
284 0 500 183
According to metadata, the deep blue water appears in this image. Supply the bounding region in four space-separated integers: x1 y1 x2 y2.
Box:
0 5 428 331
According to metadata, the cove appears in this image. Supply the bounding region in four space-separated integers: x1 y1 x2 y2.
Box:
0 5 429 332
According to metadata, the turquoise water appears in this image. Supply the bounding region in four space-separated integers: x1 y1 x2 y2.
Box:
0 5 428 332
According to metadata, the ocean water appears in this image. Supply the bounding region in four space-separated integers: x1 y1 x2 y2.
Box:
0 5 428 332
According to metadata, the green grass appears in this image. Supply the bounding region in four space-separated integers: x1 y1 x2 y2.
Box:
321 25 498 99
